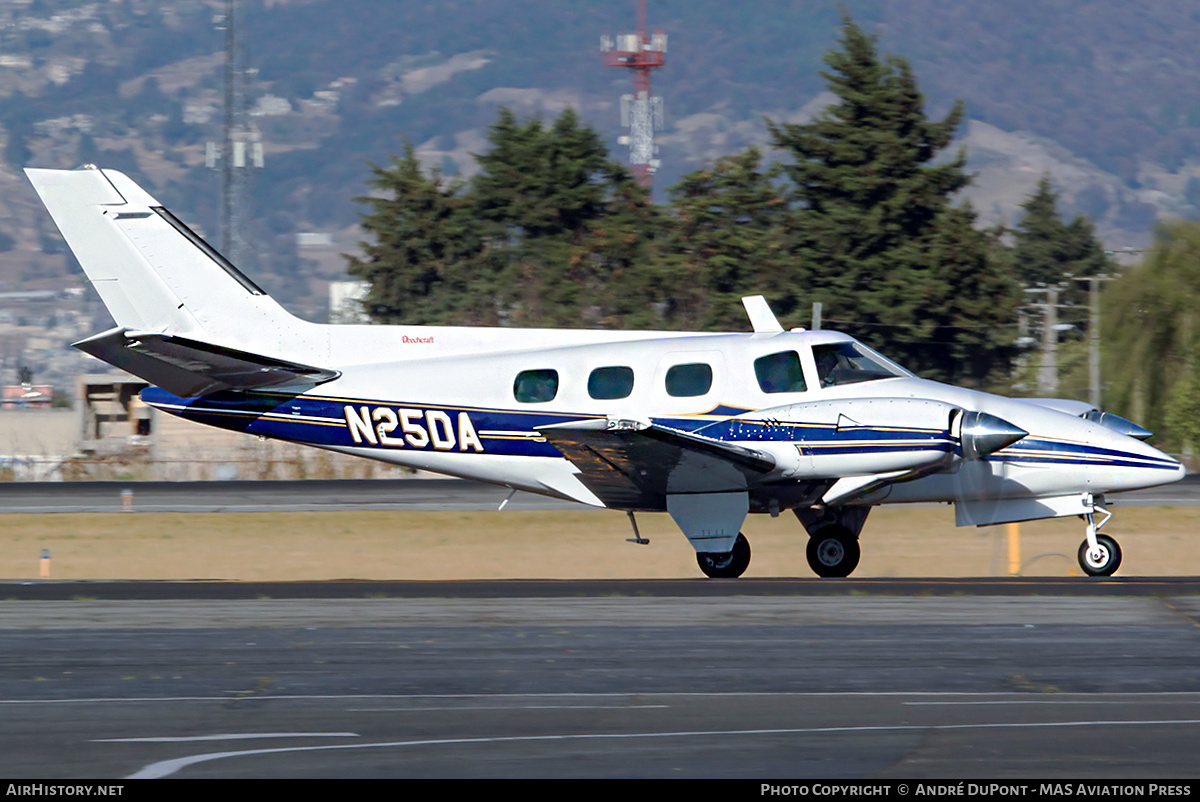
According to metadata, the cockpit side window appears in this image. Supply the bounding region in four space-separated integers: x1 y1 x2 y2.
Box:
665 363 713 397
812 342 906 387
514 369 559 403
588 366 635 400
754 351 807 394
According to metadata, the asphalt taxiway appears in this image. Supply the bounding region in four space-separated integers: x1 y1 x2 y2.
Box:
2 477 1198 777
3 582 1200 779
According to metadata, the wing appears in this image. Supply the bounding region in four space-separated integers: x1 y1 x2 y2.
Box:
74 327 340 398
537 418 776 510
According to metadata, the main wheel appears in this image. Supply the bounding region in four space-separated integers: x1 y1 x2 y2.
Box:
696 533 751 579
1078 534 1122 577
806 526 861 578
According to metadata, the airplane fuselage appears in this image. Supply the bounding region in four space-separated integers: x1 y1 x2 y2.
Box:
141 326 1184 519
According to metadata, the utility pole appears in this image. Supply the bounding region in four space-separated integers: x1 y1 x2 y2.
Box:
1024 285 1070 397
1039 286 1059 396
1069 275 1117 409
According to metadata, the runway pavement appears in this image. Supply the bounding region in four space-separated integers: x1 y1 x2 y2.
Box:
2 477 1198 778
2 585 1200 779
0 474 1195 514
0 477 578 514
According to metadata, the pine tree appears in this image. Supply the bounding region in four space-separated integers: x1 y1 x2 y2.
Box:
346 143 478 324
664 148 788 330
764 13 1011 383
1012 174 1110 288
470 107 652 327
921 203 1021 387
348 110 656 329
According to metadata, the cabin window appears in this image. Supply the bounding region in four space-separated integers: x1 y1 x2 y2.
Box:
588 366 635 400
812 342 906 387
754 351 807 394
514 369 559 403
665 363 713 397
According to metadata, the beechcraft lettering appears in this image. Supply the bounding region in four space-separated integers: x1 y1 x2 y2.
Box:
343 405 484 451
27 166 1187 580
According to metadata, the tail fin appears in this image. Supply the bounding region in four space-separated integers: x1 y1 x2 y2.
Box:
27 166 334 396
25 166 295 340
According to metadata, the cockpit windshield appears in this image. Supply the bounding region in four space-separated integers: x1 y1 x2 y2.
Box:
813 341 910 387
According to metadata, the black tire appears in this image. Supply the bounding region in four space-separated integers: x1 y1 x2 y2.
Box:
806 526 861 578
697 533 751 579
1078 534 1122 577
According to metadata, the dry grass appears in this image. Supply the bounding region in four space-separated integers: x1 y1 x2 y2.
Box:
2 504 1198 581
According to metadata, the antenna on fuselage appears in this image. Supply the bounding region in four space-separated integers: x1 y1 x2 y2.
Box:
742 295 784 334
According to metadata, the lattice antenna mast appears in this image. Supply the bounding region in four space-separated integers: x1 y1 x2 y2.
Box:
208 0 263 267
601 0 666 189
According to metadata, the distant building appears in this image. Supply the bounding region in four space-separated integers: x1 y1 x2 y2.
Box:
2 384 53 409
329 280 369 324
252 94 292 117
296 232 334 248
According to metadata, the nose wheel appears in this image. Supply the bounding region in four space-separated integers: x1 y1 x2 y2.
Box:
1078 533 1122 576
1077 495 1120 576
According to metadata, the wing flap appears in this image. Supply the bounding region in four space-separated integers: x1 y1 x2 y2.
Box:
74 327 340 398
537 419 776 510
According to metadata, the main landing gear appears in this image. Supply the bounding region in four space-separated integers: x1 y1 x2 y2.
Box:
806 526 861 578
1077 495 1121 576
795 506 869 578
696 533 751 579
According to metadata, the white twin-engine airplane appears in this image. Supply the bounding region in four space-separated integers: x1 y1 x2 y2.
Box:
28 166 1186 578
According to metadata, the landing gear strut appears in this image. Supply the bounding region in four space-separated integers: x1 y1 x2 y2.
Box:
1077 494 1121 577
697 533 751 579
806 526 860 578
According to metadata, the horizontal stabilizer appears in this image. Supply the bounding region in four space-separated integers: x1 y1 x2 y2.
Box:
74 327 340 398
538 418 776 510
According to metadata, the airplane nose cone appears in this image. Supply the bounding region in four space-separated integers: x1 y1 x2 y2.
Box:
960 411 1028 460
1097 432 1187 492
1167 455 1188 482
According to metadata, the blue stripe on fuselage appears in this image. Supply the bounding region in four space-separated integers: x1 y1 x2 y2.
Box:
139 387 1174 470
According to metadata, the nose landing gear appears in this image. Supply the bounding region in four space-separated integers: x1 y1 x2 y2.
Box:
1079 533 1122 577
1077 494 1121 577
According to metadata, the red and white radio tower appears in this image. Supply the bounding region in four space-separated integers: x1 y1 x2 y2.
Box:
601 0 667 190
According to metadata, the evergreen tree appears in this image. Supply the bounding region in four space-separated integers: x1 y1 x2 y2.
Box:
663 148 788 330
921 203 1021 387
764 14 1011 383
577 170 665 329
346 143 478 324
470 107 652 327
1012 174 1110 288
351 109 656 328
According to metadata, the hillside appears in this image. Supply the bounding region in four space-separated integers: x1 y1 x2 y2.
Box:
2 0 1198 323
